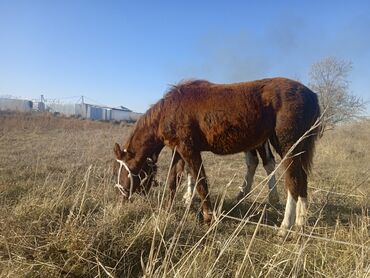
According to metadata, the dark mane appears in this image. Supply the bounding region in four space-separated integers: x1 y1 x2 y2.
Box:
164 79 212 98
136 80 211 130
134 98 164 131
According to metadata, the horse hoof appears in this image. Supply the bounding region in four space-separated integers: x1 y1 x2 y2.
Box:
202 211 214 225
278 227 289 239
236 191 246 202
196 211 203 222
296 224 305 235
268 196 280 206
183 193 193 206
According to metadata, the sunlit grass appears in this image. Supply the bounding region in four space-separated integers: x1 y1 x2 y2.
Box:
0 112 369 277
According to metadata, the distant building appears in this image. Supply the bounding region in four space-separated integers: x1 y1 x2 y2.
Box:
0 98 33 112
47 103 76 116
0 96 142 122
32 101 46 112
75 103 142 122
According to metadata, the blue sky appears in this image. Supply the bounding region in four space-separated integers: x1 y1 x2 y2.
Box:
0 1 369 113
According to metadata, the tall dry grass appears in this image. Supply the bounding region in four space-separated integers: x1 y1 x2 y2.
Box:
0 112 369 277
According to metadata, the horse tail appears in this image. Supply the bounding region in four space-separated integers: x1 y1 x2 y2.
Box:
301 93 321 175
268 90 321 175
301 127 318 175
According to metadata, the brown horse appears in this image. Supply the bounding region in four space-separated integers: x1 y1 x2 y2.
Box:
113 77 320 236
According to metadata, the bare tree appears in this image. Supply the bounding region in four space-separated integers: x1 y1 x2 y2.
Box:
309 57 366 132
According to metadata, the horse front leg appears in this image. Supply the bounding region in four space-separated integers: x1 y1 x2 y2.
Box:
181 151 213 224
183 173 195 205
257 143 279 205
167 151 185 210
237 150 258 201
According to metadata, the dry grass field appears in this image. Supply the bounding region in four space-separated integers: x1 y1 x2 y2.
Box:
0 111 369 277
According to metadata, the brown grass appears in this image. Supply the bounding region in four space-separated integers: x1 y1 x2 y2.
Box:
0 112 369 277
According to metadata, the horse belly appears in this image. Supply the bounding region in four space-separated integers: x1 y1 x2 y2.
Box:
200 115 271 155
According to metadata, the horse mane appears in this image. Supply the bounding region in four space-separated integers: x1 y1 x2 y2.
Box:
135 79 211 130
164 79 212 98
134 99 164 130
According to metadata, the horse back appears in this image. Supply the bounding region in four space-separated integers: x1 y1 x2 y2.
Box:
158 78 319 155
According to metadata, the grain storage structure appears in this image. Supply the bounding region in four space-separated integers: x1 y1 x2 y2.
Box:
0 96 141 122
46 103 76 116
75 103 141 122
0 98 33 112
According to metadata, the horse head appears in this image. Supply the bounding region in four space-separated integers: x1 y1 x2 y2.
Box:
113 143 158 199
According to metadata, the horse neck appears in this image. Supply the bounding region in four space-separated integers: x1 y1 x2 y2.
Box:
126 124 162 172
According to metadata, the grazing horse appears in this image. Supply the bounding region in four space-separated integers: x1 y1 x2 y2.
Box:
113 78 320 236
182 141 279 205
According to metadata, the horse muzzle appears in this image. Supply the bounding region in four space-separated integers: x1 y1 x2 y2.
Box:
115 183 132 200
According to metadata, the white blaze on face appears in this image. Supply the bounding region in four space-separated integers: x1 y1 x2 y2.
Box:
115 159 134 199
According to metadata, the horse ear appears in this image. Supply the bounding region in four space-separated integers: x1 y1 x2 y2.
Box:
114 143 122 160
123 148 134 158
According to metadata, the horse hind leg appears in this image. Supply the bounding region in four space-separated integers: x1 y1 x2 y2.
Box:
296 170 308 229
278 157 307 237
257 143 279 205
237 150 259 201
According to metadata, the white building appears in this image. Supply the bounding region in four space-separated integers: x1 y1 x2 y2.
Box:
74 103 141 122
0 98 33 112
0 96 142 122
